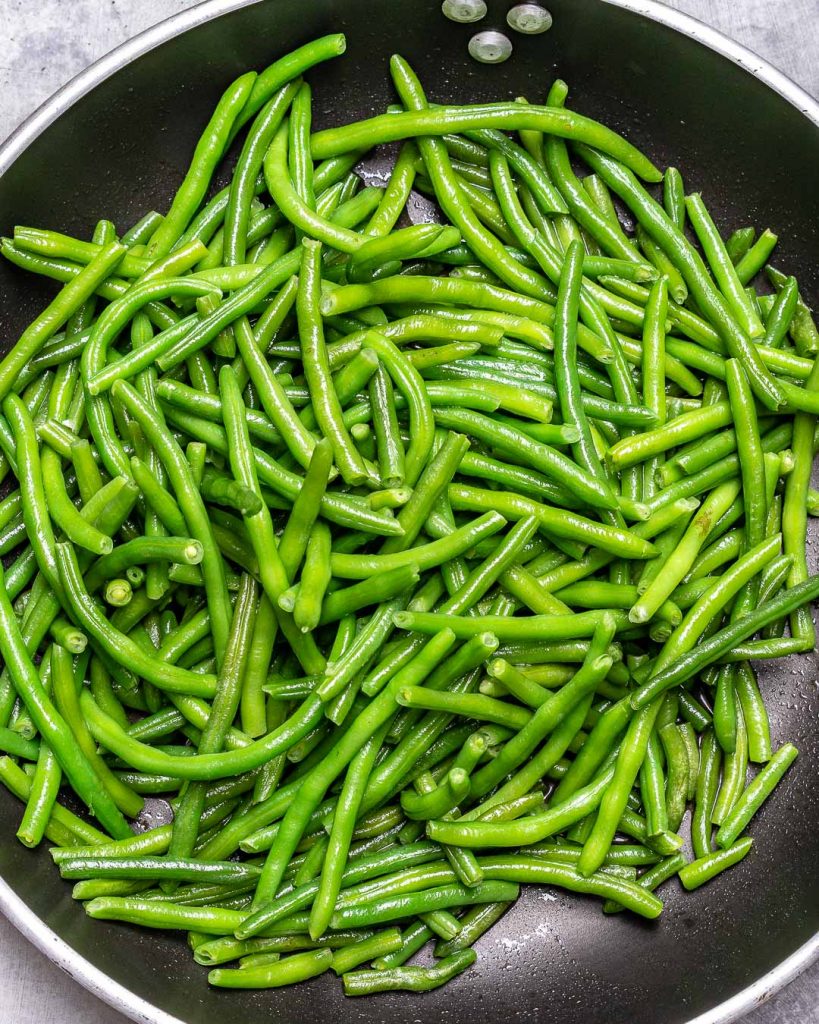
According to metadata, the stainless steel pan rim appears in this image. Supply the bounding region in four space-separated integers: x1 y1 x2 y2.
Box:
0 1 817 1022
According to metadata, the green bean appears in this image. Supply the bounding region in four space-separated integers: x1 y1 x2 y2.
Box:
128 457 185 535
369 364 405 487
552 240 619 497
638 275 669 499
658 723 689 832
391 59 552 303
630 480 740 624
329 879 519 930
543 111 640 260
0 40 816 999
0 564 130 838
330 511 505 579
552 697 632 803
209 948 333 988
678 722 700 799
680 836 754 890
17 738 61 847
430 760 614 850
319 567 420 626
685 194 764 338
631 574 819 708
4 396 62 594
112 382 231 661
51 644 143 818
312 99 661 182
610 401 732 473
382 432 470 556
553 582 680 624
293 522 332 633
479 855 662 918
146 73 257 258
655 535 781 670
259 631 458 906
0 243 124 404
266 130 356 251
467 125 565 216
439 408 614 512
298 240 369 484
233 317 316 469
327 928 403 974
368 488 412 511
662 167 685 227
239 843 441 939
309 729 387 939
486 658 550 709
362 335 434 490
361 641 498 808
219 366 323 674
725 360 766 549
224 84 299 266
576 147 784 411
465 626 616 804
766 266 819 355
0 727 39 760
41 446 113 555
364 141 418 236
397 689 529 732
350 224 461 279
278 438 332 578
762 275 799 349
692 730 721 859
725 226 755 264
228 34 345 141
0 755 108 848
343 949 476 995
715 743 798 849
734 229 778 283
394 608 627 641
734 663 771 764
578 694 662 876
58 856 260 884
318 595 414 702
712 703 748 823
123 211 164 247
640 730 668 838
370 920 433 968
85 537 203 593
782 355 819 644
634 225 687 303
169 575 258 863
54 543 214 698
603 851 686 914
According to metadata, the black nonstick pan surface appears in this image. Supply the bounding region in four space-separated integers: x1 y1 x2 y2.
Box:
0 2 817 1022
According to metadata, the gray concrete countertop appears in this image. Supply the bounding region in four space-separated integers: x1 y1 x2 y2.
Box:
1 2 817 1022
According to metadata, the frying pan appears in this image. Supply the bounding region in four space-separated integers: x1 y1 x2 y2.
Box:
0 1 817 1021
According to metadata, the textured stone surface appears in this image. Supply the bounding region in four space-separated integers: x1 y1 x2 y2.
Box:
0 1 817 1022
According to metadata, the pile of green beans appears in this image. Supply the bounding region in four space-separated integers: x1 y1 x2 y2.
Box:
0 33 816 998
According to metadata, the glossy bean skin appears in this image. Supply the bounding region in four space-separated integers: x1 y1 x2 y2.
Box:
209 948 334 989
311 105 661 183
679 836 754 890
146 72 258 258
715 743 798 849
343 950 477 995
